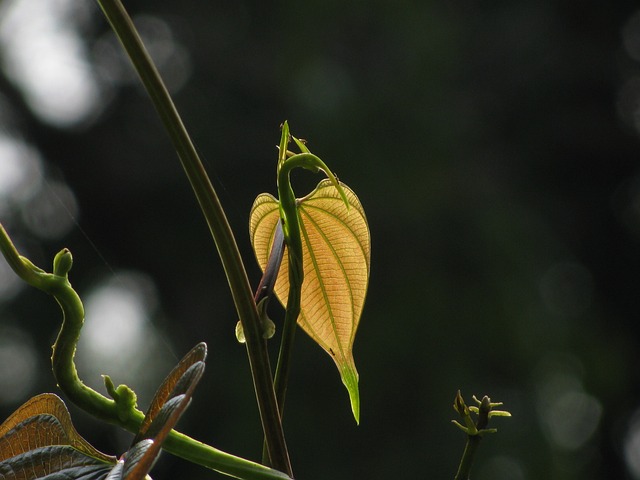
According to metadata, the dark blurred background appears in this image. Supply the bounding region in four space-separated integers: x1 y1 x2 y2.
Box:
1 0 640 478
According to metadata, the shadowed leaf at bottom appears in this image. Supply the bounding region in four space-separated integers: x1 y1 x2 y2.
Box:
0 343 207 480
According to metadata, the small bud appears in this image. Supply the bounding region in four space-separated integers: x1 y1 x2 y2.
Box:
104 375 117 398
235 321 246 344
452 391 511 437
262 316 276 339
53 249 73 277
453 390 468 416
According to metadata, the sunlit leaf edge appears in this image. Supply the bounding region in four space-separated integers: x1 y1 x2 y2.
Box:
249 179 370 423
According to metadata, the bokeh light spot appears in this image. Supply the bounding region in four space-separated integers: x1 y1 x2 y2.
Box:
542 390 602 451
292 58 354 115
539 262 593 318
0 0 103 126
0 253 23 301
0 326 37 406
77 271 173 405
20 180 78 240
93 14 191 93
535 354 602 452
0 134 44 214
624 409 640 479
82 276 149 356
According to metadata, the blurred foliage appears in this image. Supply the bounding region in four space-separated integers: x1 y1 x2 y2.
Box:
1 0 640 479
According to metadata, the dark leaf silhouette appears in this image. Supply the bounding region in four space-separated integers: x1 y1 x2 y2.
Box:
0 342 207 480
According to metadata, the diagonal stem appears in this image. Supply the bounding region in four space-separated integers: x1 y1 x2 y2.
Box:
92 0 292 475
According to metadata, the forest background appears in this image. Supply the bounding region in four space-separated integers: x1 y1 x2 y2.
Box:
1 0 640 479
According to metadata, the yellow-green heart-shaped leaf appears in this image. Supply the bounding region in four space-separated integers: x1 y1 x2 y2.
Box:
250 178 370 422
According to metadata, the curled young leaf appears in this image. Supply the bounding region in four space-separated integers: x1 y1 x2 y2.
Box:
134 342 206 444
250 179 370 422
124 342 207 479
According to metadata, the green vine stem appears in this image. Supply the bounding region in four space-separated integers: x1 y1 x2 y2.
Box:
271 124 304 419
454 429 482 480
0 224 291 480
272 126 349 417
93 0 291 475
